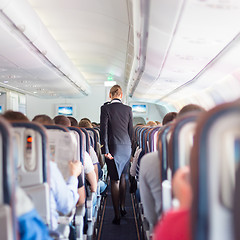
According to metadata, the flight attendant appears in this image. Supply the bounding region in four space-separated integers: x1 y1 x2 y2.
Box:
100 84 133 224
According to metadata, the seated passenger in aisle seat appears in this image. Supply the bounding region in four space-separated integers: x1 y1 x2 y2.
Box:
153 167 192 240
138 112 178 232
139 151 161 232
50 155 82 230
79 118 106 192
53 114 97 193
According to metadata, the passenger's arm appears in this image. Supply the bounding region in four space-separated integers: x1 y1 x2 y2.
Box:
77 185 86 206
128 108 134 141
86 170 97 192
139 152 161 228
50 161 82 215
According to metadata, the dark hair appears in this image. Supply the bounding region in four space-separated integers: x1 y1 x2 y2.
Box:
110 85 122 98
162 112 177 125
178 104 205 117
68 116 78 127
53 115 71 126
3 110 29 122
32 114 54 125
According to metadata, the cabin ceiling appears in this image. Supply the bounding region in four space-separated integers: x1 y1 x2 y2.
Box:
0 0 240 109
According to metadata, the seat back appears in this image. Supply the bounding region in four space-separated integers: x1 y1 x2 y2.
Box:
168 113 198 175
191 101 240 240
12 122 50 225
0 118 17 240
45 125 77 180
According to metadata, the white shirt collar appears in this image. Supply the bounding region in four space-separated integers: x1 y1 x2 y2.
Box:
110 98 122 104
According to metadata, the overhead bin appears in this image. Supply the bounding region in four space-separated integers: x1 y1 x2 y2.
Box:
0 0 90 95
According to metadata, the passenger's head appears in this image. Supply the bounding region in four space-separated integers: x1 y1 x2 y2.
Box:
162 112 177 125
32 114 54 125
80 117 91 123
53 115 71 126
68 116 78 127
178 104 205 117
79 119 93 128
146 121 157 127
172 166 192 209
91 122 99 128
3 110 29 122
109 85 122 100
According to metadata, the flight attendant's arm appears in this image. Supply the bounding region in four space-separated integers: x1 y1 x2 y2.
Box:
128 108 134 141
100 105 110 156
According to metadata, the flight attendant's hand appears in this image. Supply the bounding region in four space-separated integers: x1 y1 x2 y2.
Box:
105 153 114 160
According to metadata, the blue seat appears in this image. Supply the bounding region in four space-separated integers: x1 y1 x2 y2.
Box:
0 118 17 240
191 101 240 240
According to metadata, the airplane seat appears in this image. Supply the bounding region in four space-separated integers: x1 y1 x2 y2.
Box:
68 126 86 240
0 118 17 240
45 125 80 238
234 163 240 240
79 128 97 239
167 114 198 208
191 101 240 240
150 127 161 152
11 122 50 226
157 124 173 213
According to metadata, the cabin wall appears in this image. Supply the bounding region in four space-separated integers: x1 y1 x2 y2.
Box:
26 86 106 122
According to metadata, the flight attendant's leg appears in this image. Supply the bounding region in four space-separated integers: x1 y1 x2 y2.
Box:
119 173 127 216
110 179 120 224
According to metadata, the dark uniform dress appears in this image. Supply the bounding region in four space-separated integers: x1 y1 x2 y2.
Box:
100 99 133 180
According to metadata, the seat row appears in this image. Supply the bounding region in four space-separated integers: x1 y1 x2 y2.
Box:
131 100 240 240
0 118 104 240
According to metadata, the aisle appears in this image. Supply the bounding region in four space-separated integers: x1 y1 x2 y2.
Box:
98 182 140 240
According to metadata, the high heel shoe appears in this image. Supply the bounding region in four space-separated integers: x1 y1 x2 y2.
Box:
120 208 127 217
112 216 121 225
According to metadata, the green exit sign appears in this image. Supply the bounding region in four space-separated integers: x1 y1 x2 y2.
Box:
108 76 113 81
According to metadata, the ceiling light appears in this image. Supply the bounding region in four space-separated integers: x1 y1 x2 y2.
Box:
104 81 116 87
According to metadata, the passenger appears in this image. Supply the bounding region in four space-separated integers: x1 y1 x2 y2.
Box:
50 156 82 230
139 151 161 232
16 187 52 240
32 114 54 125
53 115 71 126
79 119 93 128
162 112 177 125
79 118 106 193
153 166 192 240
91 122 99 128
32 114 86 207
100 84 133 225
178 104 205 117
3 110 29 122
80 117 92 124
146 121 157 127
67 116 78 127
155 120 162 126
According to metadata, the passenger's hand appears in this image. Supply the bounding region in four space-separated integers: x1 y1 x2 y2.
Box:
105 153 113 160
69 160 82 178
172 166 192 208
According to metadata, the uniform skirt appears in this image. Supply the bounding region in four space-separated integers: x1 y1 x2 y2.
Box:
105 144 131 181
